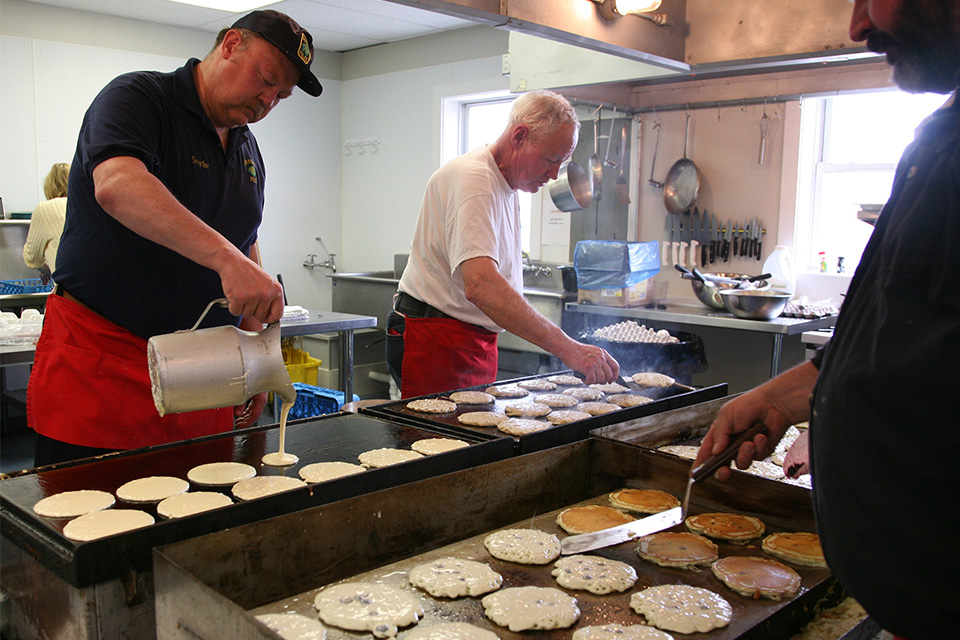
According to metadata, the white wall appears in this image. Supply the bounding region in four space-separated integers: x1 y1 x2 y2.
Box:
338 28 509 274
0 0 342 311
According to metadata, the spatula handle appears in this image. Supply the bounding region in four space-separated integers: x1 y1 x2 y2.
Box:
690 422 766 482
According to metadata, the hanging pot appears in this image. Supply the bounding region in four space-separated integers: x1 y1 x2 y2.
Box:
663 113 700 214
548 161 592 211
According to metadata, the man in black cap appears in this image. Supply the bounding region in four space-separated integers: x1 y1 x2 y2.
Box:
28 10 322 466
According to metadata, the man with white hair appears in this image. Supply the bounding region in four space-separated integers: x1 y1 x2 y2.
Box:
388 90 619 397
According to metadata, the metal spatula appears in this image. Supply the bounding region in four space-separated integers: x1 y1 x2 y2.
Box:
560 422 767 555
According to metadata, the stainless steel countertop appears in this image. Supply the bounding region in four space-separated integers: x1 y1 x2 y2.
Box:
566 302 837 335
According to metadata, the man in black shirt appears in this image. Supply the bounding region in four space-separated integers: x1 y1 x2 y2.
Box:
694 2 960 638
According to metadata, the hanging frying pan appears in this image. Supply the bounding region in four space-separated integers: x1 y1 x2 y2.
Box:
663 113 700 214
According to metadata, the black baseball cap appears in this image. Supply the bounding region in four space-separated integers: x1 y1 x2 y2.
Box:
230 10 322 97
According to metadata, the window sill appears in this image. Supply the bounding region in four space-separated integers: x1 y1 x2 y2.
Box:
796 271 852 300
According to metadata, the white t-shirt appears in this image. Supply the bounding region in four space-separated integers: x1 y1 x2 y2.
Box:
399 145 521 333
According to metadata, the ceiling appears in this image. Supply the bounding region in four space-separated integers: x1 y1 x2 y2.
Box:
25 0 478 52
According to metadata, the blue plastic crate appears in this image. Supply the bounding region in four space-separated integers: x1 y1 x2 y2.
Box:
289 382 360 420
0 278 54 295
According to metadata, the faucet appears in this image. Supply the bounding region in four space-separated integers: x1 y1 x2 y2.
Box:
521 253 551 277
303 237 337 272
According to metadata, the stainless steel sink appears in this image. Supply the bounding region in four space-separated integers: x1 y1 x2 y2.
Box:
330 262 575 354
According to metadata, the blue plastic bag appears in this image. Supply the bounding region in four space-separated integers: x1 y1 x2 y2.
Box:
574 240 661 289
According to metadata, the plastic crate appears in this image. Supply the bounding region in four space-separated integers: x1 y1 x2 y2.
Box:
289 382 360 420
282 346 321 385
0 278 54 295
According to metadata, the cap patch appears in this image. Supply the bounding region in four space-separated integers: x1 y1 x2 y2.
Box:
297 33 311 65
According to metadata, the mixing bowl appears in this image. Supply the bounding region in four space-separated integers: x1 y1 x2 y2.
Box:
719 289 791 320
689 272 761 310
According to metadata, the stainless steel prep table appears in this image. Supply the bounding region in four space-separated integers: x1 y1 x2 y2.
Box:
566 302 836 378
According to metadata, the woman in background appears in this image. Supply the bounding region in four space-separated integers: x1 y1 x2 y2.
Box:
23 162 70 280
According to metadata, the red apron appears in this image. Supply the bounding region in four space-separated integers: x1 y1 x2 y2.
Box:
28 294 232 450
400 316 498 398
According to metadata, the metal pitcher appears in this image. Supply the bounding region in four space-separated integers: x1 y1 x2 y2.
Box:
147 298 296 416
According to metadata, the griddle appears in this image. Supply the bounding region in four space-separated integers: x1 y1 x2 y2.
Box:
364 371 727 453
154 438 852 640
0 412 513 587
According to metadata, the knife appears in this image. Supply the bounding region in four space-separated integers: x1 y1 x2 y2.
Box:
731 219 739 257
560 506 683 555
700 210 709 267
690 208 700 269
662 214 670 266
741 219 750 257
678 214 689 268
723 219 733 262
710 214 719 263
753 218 763 260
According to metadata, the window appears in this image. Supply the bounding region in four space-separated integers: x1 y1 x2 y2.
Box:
442 91 533 253
795 90 947 273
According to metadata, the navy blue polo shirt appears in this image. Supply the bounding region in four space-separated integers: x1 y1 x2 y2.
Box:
55 59 265 339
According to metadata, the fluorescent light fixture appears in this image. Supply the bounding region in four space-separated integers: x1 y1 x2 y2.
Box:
589 0 665 21
168 0 282 12
614 0 662 14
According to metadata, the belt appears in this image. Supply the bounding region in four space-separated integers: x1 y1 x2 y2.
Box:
393 291 454 320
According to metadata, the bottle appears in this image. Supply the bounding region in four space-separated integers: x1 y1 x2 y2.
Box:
818 251 827 273
763 245 797 296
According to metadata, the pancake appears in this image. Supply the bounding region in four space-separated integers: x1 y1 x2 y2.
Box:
606 394 654 408
33 490 115 519
231 476 307 501
255 613 327 640
630 585 731 634
457 411 507 427
686 512 765 543
504 402 551 417
411 438 470 455
497 418 550 436
484 385 528 398
562 387 605 401
532 393 579 408
589 382 629 394
406 398 457 413
711 556 802 600
449 391 495 405
314 582 424 639
609 488 680 514
556 504 634 534
116 476 189 503
157 492 232 518
636 532 718 568
405 623 499 640
358 448 424 468
299 461 366 483
656 444 700 460
517 379 557 391
484 528 560 564
187 462 257 487
481 586 580 631
546 410 591 425
408 557 502 598
546 374 583 386
578 402 620 416
630 372 675 388
573 624 674 640
62 509 154 542
551 555 637 594
762 531 827 567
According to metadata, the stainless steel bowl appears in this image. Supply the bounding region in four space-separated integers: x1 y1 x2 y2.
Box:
690 272 755 310
548 162 592 211
719 289 791 320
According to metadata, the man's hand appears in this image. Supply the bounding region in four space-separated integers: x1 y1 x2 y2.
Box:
693 361 818 481
234 392 267 428
558 341 620 385
219 255 284 325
